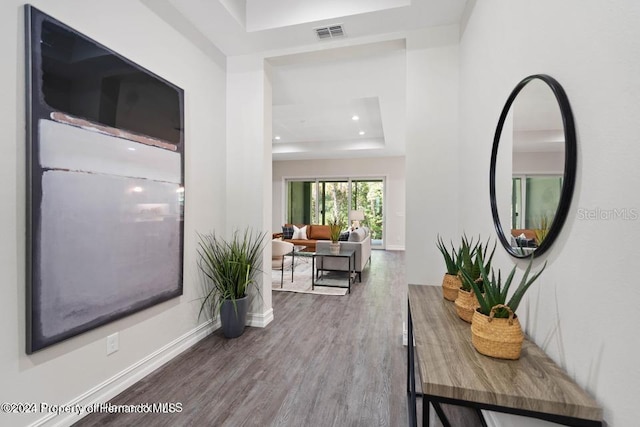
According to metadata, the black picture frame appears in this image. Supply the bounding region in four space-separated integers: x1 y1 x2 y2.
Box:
25 5 185 353
489 74 577 259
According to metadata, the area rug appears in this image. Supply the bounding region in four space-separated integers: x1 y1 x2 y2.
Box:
272 257 349 296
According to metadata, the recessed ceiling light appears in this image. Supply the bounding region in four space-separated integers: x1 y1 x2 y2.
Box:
128 147 136 151
274 136 281 140
352 115 359 121
132 186 143 193
359 131 365 135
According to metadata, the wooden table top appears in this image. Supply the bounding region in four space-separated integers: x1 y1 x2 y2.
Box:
408 284 602 422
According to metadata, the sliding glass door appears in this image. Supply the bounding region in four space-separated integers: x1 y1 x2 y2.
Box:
351 179 383 247
511 175 563 230
318 180 348 225
286 180 317 225
286 178 385 248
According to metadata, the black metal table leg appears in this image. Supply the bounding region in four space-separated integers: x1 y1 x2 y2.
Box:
408 303 418 427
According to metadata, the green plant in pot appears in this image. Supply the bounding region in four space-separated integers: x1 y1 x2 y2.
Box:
436 235 463 301
197 228 267 339
328 217 344 254
461 252 546 360
455 237 496 323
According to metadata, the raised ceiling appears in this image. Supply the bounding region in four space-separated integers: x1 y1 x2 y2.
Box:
269 39 406 160
143 0 470 160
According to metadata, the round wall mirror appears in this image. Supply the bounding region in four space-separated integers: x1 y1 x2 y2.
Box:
490 74 576 258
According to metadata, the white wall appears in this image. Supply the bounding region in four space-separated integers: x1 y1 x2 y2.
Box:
459 1 640 425
405 25 460 285
513 151 564 175
0 1 226 425
226 54 274 325
272 157 406 249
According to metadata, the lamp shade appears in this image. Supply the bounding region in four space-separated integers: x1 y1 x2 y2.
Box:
349 210 365 221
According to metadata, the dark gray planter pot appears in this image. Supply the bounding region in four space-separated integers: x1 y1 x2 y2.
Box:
220 295 248 338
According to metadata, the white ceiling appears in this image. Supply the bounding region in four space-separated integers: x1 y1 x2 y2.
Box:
513 79 565 153
269 39 406 160
273 97 384 145
143 0 470 160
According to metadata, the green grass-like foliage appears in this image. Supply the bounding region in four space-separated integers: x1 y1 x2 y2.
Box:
329 217 344 242
197 228 267 321
459 236 496 293
534 215 550 245
436 234 462 275
460 252 546 319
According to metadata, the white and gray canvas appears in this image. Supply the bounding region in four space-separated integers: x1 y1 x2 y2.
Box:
35 119 182 343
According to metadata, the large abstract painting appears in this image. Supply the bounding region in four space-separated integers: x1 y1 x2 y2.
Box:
25 6 185 353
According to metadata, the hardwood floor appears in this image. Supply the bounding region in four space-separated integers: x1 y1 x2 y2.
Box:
75 250 409 427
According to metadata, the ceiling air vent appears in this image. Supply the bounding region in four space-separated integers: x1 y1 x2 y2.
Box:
314 24 345 40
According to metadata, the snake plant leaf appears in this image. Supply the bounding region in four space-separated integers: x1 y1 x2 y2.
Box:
436 234 459 274
499 265 517 303
460 265 489 314
507 257 547 314
473 251 546 318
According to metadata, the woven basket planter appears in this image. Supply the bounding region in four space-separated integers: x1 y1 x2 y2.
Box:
441 273 461 301
454 289 479 323
471 304 524 360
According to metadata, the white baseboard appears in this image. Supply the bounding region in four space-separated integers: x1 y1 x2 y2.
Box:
401 322 415 347
402 321 408 346
385 245 405 251
247 308 274 328
30 319 218 427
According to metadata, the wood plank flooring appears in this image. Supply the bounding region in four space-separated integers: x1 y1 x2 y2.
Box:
75 250 409 427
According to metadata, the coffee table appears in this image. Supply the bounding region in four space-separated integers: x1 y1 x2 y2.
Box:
292 245 314 257
311 248 356 293
284 245 313 278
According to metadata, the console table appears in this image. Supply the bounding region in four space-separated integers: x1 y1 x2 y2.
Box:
407 285 602 427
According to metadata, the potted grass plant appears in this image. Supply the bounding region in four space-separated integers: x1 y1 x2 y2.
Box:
460 252 546 360
455 237 496 323
197 228 267 339
534 215 550 246
328 217 344 254
436 235 463 301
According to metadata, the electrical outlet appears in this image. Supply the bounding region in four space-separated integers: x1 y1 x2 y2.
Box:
106 332 119 355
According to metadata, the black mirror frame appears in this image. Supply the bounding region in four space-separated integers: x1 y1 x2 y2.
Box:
489 74 577 258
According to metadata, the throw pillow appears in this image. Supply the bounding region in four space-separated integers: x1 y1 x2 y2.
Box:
292 225 308 240
309 224 331 240
282 225 294 239
348 227 366 242
338 231 350 241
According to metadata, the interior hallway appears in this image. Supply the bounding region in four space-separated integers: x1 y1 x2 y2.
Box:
75 250 408 426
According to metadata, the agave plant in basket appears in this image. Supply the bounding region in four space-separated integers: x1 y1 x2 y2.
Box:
458 236 496 293
197 228 267 338
455 236 496 323
436 234 463 301
460 252 547 360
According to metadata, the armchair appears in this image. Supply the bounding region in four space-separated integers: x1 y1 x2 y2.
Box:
272 240 294 287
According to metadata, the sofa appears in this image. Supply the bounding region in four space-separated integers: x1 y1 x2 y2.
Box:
315 227 371 281
278 223 332 251
510 228 538 248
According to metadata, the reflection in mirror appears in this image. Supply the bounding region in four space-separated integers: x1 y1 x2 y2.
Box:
490 75 576 258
